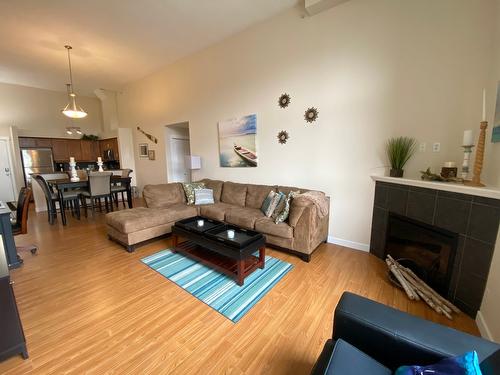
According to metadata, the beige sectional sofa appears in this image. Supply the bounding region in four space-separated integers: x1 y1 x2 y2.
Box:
106 179 329 261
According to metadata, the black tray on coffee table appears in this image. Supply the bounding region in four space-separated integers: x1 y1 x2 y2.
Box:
171 216 266 286
175 216 225 234
205 224 263 248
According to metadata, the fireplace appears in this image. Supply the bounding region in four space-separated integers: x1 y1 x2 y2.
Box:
385 213 458 298
370 178 500 317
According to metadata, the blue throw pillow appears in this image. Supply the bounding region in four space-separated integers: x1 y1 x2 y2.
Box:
395 351 483 375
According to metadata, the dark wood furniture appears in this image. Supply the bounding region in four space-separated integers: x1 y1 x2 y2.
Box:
0 236 28 362
47 176 133 225
0 205 21 269
18 137 120 162
172 216 266 286
11 188 38 258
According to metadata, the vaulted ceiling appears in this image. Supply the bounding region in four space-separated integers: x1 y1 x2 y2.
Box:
0 0 298 95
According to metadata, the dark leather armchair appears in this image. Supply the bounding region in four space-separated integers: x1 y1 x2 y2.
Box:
311 292 500 375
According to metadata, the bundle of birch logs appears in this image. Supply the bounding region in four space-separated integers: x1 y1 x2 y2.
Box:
385 255 460 320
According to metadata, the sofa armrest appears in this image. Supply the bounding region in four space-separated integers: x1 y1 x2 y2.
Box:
288 198 313 228
333 292 500 371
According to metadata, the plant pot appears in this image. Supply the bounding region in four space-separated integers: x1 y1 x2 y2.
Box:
390 168 404 178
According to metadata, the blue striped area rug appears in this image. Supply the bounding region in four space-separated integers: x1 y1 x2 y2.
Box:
141 249 293 323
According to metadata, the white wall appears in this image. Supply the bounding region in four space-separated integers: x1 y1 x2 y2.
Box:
117 0 497 250
0 82 103 138
117 127 137 186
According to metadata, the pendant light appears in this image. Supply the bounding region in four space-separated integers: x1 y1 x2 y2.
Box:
61 45 87 119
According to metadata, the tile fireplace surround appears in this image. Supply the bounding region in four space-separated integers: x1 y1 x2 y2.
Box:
370 176 500 317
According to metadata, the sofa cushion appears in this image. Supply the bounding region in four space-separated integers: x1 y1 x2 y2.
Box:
225 207 265 229
106 205 196 234
324 339 391 375
221 181 247 207
255 217 293 239
199 202 234 221
182 182 205 205
198 179 224 202
246 184 274 209
143 183 186 208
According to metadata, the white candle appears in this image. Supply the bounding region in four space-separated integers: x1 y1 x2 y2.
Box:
97 157 102 162
69 156 75 163
482 89 486 121
463 130 474 146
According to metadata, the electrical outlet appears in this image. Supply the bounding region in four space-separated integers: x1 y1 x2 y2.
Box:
419 142 426 152
432 142 441 152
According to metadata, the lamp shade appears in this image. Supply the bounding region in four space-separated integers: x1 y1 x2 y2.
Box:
185 155 201 170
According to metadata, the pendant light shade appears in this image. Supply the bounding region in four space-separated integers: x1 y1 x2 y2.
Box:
61 45 87 119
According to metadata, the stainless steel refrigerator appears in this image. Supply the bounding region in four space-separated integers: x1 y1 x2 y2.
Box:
21 148 55 186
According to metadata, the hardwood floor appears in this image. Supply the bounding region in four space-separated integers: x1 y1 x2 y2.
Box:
1 200 479 374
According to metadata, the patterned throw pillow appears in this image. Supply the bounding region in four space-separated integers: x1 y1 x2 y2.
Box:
275 191 299 224
260 190 276 215
265 193 282 217
182 182 205 205
194 188 214 205
271 192 286 221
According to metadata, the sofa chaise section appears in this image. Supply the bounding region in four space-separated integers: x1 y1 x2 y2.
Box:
106 183 196 252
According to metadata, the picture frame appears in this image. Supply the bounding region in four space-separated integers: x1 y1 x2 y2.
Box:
148 150 156 160
218 114 258 167
139 143 149 158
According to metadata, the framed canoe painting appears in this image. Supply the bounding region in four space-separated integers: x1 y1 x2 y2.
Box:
218 114 258 167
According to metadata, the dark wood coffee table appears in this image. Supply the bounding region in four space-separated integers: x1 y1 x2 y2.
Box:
171 216 266 286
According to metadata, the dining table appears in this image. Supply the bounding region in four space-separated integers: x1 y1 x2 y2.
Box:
46 176 133 224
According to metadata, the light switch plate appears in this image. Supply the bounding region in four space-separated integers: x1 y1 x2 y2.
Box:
419 142 426 152
432 142 441 152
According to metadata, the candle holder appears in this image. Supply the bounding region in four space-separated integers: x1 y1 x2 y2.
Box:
461 145 474 180
69 161 80 182
464 121 487 187
97 160 104 172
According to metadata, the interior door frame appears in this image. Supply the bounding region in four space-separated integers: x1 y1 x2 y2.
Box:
0 136 17 201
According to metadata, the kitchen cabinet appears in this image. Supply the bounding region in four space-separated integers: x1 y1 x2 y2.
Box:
80 140 99 161
67 140 82 160
18 137 120 162
18 137 52 148
99 138 119 160
51 139 69 161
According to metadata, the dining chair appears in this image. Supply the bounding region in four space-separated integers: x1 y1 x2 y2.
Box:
58 185 83 225
80 172 113 216
33 174 59 225
11 187 37 263
111 169 132 208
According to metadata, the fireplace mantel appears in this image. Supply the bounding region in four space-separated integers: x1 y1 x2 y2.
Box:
371 175 500 200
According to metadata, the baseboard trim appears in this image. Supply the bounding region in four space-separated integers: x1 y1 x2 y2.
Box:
327 236 369 252
476 311 493 340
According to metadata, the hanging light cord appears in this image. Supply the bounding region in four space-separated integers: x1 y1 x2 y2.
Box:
65 45 75 95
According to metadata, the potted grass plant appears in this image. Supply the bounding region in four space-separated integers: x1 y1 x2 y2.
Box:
386 136 417 177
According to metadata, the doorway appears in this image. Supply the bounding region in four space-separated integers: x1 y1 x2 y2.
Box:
165 122 191 183
0 138 16 202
